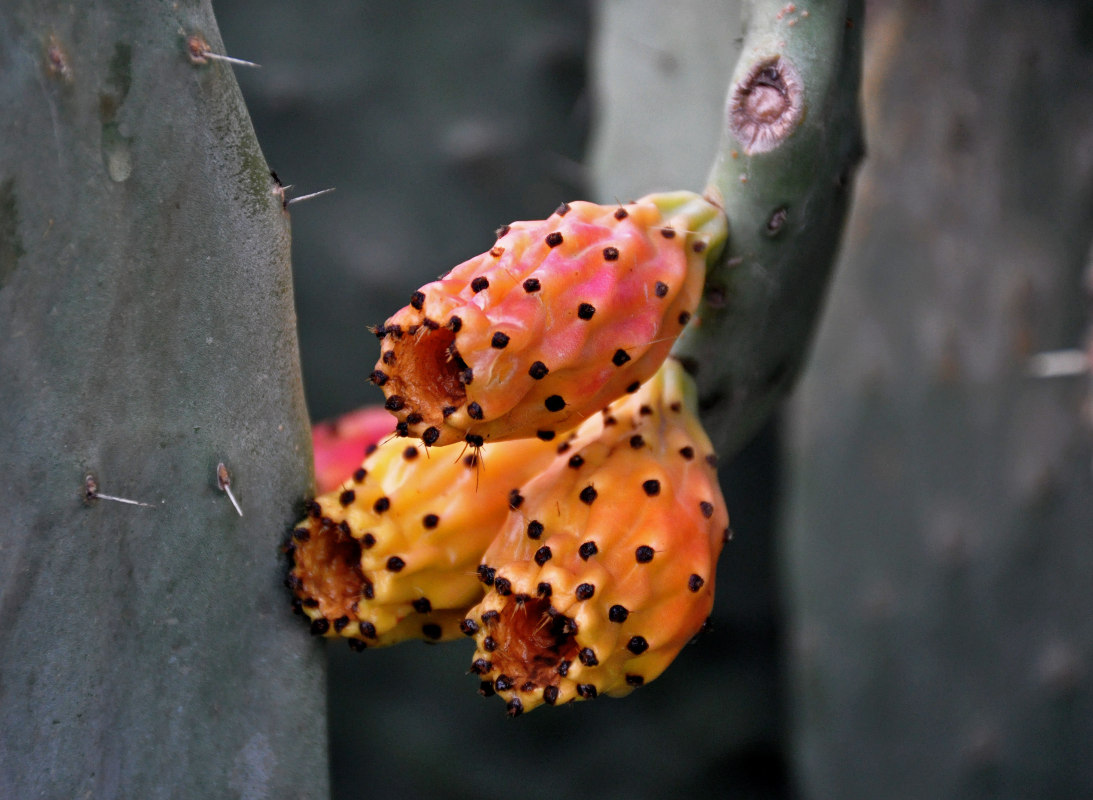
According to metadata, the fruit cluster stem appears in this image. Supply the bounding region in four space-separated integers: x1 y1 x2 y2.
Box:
672 0 865 457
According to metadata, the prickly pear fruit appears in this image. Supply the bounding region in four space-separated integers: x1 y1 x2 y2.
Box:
463 358 729 714
372 191 727 448
287 433 559 648
312 406 395 493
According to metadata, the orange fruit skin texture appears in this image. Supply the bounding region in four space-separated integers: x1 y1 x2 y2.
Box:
371 192 725 448
287 433 560 649
464 358 729 715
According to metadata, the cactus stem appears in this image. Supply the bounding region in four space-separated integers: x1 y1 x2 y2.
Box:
668 0 864 457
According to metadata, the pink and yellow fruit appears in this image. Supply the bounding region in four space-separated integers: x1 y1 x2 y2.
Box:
371 191 727 447
462 358 729 714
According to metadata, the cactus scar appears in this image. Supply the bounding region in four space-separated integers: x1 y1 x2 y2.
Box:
730 56 803 154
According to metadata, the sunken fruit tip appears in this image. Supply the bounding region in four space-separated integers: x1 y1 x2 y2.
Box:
370 191 727 449
286 432 560 648
463 358 729 714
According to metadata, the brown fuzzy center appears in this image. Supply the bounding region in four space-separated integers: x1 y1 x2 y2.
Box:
490 596 579 688
291 523 365 621
390 328 467 420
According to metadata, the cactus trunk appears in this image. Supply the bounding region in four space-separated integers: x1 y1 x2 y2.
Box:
0 1 326 796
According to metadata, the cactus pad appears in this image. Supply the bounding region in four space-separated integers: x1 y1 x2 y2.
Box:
463 359 729 713
372 191 727 447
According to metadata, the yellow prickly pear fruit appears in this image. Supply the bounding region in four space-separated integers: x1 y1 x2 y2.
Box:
462 358 729 714
371 192 727 448
286 433 559 649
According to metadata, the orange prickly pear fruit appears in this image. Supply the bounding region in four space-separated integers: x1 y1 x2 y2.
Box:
371 191 727 448
286 433 559 649
462 358 729 715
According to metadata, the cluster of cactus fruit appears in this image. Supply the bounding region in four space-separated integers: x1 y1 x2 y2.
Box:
286 191 732 714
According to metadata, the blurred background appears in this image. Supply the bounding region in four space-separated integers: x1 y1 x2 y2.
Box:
215 2 1092 798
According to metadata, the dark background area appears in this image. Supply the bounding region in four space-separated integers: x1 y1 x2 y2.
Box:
215 2 787 798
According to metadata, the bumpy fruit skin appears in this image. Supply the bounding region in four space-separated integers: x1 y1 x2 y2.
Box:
311 406 395 494
462 358 729 714
287 433 559 648
372 191 727 447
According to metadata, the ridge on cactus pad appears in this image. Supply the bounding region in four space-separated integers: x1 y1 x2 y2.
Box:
371 191 727 447
287 433 560 648
462 358 729 715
